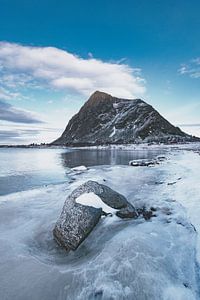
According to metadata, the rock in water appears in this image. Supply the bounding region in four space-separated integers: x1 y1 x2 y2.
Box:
52 91 199 146
53 181 137 251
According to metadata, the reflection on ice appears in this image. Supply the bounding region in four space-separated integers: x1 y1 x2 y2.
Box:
0 152 199 299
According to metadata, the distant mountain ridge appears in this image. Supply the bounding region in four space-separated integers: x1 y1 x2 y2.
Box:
52 91 198 146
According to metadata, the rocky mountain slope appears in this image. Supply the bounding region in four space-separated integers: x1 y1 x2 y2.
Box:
52 91 197 146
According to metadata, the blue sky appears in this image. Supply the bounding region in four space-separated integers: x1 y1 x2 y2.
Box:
0 0 200 143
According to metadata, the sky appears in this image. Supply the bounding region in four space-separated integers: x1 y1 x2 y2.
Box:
0 0 200 144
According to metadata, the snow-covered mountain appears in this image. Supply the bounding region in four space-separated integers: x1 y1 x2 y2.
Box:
52 91 198 146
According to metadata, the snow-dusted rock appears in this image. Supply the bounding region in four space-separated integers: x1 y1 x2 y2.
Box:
129 158 159 167
53 181 137 250
71 165 88 171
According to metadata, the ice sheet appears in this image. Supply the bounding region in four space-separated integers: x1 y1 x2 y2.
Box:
0 150 199 299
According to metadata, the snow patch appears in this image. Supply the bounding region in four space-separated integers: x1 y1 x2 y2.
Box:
76 192 117 214
109 126 116 137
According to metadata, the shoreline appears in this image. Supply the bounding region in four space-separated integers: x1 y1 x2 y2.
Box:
0 142 200 154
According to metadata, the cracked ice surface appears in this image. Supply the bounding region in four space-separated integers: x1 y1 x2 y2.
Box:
0 150 199 300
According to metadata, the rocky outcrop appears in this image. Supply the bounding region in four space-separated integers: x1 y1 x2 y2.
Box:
129 158 159 167
129 155 167 167
52 91 198 146
53 181 137 251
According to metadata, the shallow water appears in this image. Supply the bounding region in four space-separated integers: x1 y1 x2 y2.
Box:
0 147 165 195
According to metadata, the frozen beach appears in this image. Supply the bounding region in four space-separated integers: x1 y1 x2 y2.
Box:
0 146 200 299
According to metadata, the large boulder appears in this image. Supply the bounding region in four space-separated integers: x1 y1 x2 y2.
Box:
53 181 137 251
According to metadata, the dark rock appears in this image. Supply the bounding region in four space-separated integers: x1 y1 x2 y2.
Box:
137 206 157 220
53 181 137 251
150 207 157 212
116 204 138 218
51 91 199 146
167 181 177 185
143 210 154 220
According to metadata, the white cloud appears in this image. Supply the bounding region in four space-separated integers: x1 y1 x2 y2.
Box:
178 58 200 78
0 42 146 98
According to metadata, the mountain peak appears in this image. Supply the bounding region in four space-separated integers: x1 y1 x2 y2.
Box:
89 91 112 99
52 91 197 146
87 91 113 104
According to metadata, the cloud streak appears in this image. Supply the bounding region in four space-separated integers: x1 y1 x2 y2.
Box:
0 123 63 144
0 129 40 138
0 100 43 124
178 58 200 78
0 42 145 98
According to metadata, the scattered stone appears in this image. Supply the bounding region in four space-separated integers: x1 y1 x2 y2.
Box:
142 210 154 220
167 181 177 185
137 206 157 220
